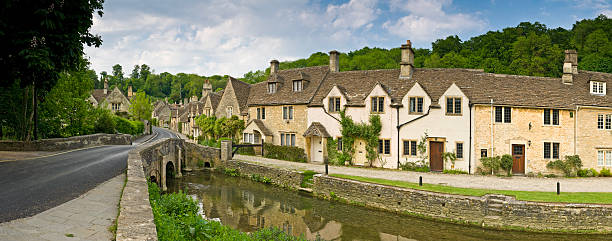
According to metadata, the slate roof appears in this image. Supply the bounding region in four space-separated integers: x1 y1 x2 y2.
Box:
208 90 223 110
228 77 251 114
248 119 273 136
91 89 109 103
248 66 329 106
310 68 612 109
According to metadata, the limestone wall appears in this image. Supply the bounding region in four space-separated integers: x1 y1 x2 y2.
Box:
576 107 612 170
247 104 309 149
313 174 612 232
221 160 305 189
0 133 132 152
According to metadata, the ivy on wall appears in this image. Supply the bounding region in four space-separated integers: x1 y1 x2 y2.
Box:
339 111 382 165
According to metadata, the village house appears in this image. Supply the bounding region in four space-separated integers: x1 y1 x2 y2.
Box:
88 77 131 114
152 100 171 128
242 61 328 148
215 77 251 121
247 40 611 175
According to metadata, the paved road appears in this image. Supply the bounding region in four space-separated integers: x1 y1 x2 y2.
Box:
0 127 177 223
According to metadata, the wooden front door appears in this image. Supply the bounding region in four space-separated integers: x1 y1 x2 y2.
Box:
429 141 444 172
310 137 324 163
512 144 525 174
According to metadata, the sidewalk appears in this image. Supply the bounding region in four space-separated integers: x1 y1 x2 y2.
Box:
0 173 125 241
234 154 612 193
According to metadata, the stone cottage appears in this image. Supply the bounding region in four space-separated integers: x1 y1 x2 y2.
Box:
88 78 131 114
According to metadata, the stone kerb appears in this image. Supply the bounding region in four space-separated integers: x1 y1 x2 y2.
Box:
312 174 612 232
0 133 132 152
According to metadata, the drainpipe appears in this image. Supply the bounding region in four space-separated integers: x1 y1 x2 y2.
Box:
575 106 579 155
396 106 400 169
490 99 494 157
469 103 472 174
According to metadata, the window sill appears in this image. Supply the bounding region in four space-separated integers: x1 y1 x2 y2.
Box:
409 112 424 115
445 113 463 116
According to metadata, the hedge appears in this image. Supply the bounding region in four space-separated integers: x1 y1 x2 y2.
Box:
263 143 307 163
113 116 144 135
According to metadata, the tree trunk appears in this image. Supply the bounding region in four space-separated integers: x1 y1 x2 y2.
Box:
33 83 38 140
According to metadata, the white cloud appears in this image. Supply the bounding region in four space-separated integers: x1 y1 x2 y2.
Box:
85 0 381 77
383 0 485 44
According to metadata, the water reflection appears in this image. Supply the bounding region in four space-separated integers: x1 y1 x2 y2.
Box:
168 171 610 241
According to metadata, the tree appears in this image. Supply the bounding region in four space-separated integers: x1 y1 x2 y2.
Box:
129 91 153 121
0 0 104 140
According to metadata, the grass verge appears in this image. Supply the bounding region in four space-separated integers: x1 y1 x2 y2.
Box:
109 172 128 240
330 174 612 204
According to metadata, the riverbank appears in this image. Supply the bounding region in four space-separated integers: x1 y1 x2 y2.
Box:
217 158 612 233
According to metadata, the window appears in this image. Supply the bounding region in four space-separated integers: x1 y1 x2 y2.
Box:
495 106 512 123
409 97 424 114
257 107 266 120
328 97 341 112
337 137 343 151
283 106 293 120
591 81 606 95
403 140 417 156
227 106 233 117
602 114 612 130
598 114 604 129
608 115 612 130
292 80 302 92
446 97 462 115
112 103 121 111
456 143 463 159
378 139 390 155
480 149 488 158
544 109 559 125
544 142 560 159
280 133 296 146
244 133 249 143
371 97 384 113
268 83 277 94
205 108 211 116
598 150 612 167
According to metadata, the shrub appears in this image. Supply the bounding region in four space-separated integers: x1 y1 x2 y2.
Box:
442 169 468 175
577 168 599 177
546 155 582 177
236 146 256 156
600 168 611 177
399 161 430 172
113 116 143 135
94 109 115 134
224 168 240 177
544 174 557 178
480 156 501 175
500 154 513 176
301 170 317 188
264 143 307 163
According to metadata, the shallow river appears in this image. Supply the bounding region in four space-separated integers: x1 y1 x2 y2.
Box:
167 171 610 241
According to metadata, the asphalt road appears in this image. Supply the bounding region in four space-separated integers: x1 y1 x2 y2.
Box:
0 126 177 223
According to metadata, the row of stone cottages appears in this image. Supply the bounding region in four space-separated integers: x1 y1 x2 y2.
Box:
152 40 612 175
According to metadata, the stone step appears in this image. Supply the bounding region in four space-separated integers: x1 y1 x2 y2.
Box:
298 187 313 193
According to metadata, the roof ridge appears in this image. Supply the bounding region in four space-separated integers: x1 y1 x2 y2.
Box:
278 65 329 72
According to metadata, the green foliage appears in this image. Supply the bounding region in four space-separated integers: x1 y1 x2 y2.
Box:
599 168 611 177
129 91 153 121
500 154 514 176
148 182 308 241
577 168 599 177
224 168 240 177
301 170 317 188
339 111 382 166
442 152 457 166
546 155 583 177
250 174 271 184
113 116 144 135
94 108 116 134
263 143 307 163
480 156 502 175
442 169 468 175
195 115 245 140
399 162 430 172
325 137 352 166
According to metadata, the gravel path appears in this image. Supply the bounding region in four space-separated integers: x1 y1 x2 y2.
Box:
235 154 612 193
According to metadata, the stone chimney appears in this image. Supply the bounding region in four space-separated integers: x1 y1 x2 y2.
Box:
400 40 415 78
562 50 578 84
270 60 279 75
127 85 133 99
203 79 212 97
103 77 108 95
329 50 339 72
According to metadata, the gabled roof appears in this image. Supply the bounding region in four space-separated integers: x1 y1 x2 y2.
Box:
246 119 273 136
310 67 612 109
91 89 109 103
248 66 329 106
207 90 223 110
227 77 251 114
303 122 330 137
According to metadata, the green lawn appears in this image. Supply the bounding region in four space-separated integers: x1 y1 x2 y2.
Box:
330 174 612 204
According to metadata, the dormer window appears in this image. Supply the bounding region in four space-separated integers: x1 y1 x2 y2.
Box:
268 83 277 94
591 81 606 95
292 80 303 92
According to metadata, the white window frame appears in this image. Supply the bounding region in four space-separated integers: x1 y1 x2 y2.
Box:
591 81 606 95
292 80 302 92
598 150 612 167
227 106 233 117
268 83 277 94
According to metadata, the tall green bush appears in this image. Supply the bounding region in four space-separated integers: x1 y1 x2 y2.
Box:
500 154 514 176
546 155 582 177
94 108 116 134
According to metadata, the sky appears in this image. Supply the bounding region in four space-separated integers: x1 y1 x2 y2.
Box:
84 0 612 78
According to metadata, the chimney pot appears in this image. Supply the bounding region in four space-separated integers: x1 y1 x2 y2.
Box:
270 60 279 75
329 50 339 72
562 50 578 84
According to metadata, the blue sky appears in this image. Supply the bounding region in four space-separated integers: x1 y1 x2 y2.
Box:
84 0 611 77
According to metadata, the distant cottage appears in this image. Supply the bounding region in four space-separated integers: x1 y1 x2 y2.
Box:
88 77 132 114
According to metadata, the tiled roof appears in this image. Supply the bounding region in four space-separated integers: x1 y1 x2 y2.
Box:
248 66 329 106
303 122 331 137
91 89 109 103
310 68 612 109
249 119 273 136
209 90 223 110
228 77 251 114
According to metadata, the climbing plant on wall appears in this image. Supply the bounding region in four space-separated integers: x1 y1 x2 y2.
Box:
339 111 382 165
